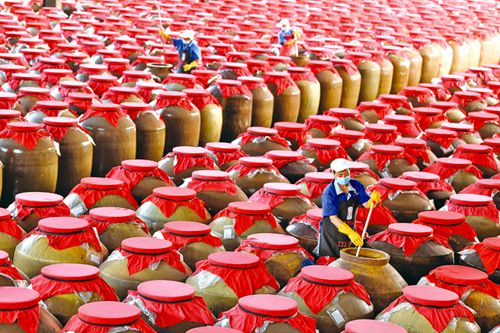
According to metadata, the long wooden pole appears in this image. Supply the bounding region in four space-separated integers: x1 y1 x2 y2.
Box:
356 202 374 257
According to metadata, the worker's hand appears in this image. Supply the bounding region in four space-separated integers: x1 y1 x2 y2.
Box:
367 191 381 207
159 29 169 40
182 61 197 72
337 222 364 247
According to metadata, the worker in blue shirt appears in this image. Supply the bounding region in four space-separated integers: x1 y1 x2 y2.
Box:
277 19 301 56
160 29 201 73
319 158 381 257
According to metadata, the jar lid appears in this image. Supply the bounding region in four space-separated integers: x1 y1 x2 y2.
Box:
164 221 210 237
103 57 130 64
81 177 124 190
333 129 365 139
304 171 334 183
306 208 323 221
307 115 338 124
238 76 265 84
77 302 141 326
434 265 489 286
88 75 118 82
59 81 88 89
153 187 196 201
457 143 492 154
371 145 404 155
221 62 247 69
483 237 500 251
274 121 306 132
68 92 94 100
401 171 439 182
187 327 243 333
287 67 311 74
6 121 41 132
121 237 172 254
430 101 459 111
346 161 370 172
437 157 471 168
205 142 240 153
0 110 20 119
121 102 152 112
136 81 163 90
468 111 499 122
425 128 457 138
192 170 230 181
89 207 135 223
417 211 465 226
247 233 298 250
344 320 407 333
0 92 17 101
380 178 417 191
184 88 210 97
18 87 51 95
108 86 139 95
15 192 64 207
247 127 279 136
121 159 157 171
453 91 481 99
38 57 65 64
217 79 242 87
167 73 196 80
208 251 259 269
389 223 433 237
41 263 100 281
34 101 69 110
38 217 89 234
90 103 121 112
238 295 298 317
412 107 442 116
228 201 271 215
301 265 354 285
42 68 73 76
122 70 151 79
0 64 25 73
476 179 500 190
441 123 473 133
239 156 273 167
265 150 304 162
79 64 108 72
449 194 492 206
403 285 458 307
263 183 301 196
394 137 427 148
172 146 208 157
0 208 10 221
328 108 360 118
365 123 397 133
306 138 341 149
484 137 500 150
384 114 415 123
137 280 195 302
0 287 40 310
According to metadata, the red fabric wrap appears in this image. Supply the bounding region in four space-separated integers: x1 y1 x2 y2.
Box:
265 74 298 96
43 123 88 141
304 118 338 136
63 316 156 333
193 259 279 298
400 88 434 104
289 213 320 232
368 183 427 202
14 201 71 221
453 148 498 171
271 155 312 170
222 66 253 77
463 242 499 275
412 179 454 194
163 76 197 88
422 133 456 149
226 163 280 177
160 229 221 249
101 91 142 104
106 166 173 191
368 229 451 256
0 262 25 281
442 78 466 92
390 121 422 137
31 273 118 301
290 71 317 83
461 183 499 197
119 248 188 275
221 304 316 333
79 107 128 127
0 217 24 240
414 219 476 242
415 113 445 131
447 200 499 222
218 83 252 99
189 93 221 111
0 127 51 150
31 61 70 73
187 178 238 195
332 135 362 149
156 96 196 112
165 152 216 175
309 62 339 76
67 95 92 113
88 79 120 97
69 183 138 209
247 62 273 75
404 146 431 164
237 131 289 147
106 63 129 76
0 97 16 109
142 193 208 220
423 162 483 180
41 72 73 87
382 98 413 111
210 149 246 166
127 290 214 328
83 215 149 235
451 94 484 112
301 144 348 164
364 130 398 145
333 61 358 75
351 168 381 181
466 114 498 131
357 150 416 171
0 306 39 333
58 85 91 100
425 270 499 299
250 189 311 209
237 240 313 261
381 296 476 332
214 208 278 235
283 274 371 314
278 130 310 147
296 178 328 199
357 103 391 119
355 205 397 234
27 227 102 251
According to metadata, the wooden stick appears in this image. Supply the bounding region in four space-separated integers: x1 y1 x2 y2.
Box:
157 4 166 64
356 201 374 257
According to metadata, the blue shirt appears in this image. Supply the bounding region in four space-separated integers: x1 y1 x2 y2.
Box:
172 38 201 64
322 180 370 218
278 28 295 45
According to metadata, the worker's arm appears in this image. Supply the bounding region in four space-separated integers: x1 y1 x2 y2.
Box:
329 215 363 247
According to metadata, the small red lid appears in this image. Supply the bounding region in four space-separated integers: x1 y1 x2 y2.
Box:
172 146 208 157
434 265 489 286
412 107 442 116
0 92 17 100
265 150 304 162
164 221 211 237
15 192 63 207
41 263 100 281
333 129 364 139
365 123 398 133
192 170 230 181
208 251 259 269
301 265 354 285
0 208 11 221
41 69 73 77
305 138 341 149
38 217 89 234
239 156 273 167
437 157 472 168
384 114 415 123
371 145 404 155
441 123 473 133
380 178 417 191
468 111 498 122
205 142 240 153
121 237 172 254
78 64 108 73
103 57 130 64
247 233 298 250
403 285 458 307
68 92 94 100
449 194 493 206
34 101 68 110
77 302 141 326
344 319 407 333
187 327 243 333
347 161 370 172
221 62 248 69
238 295 298 317
417 211 465 226
389 223 433 237
378 94 408 102
483 237 500 251
453 91 482 99
217 79 242 87
81 177 124 190
38 57 64 65
227 201 271 215
425 128 457 138
153 187 196 201
136 81 163 90
89 207 135 223
307 115 338 124
476 179 500 189
394 137 427 148
306 208 323 221
0 287 40 310
430 101 459 112
457 144 492 154
184 88 210 97
6 121 41 132
304 172 334 183
59 81 88 89
122 71 151 79
328 108 361 118
263 183 301 196
121 102 152 112
167 73 196 80
90 103 121 112
238 76 265 84
247 127 279 136
274 122 306 132
137 280 195 302
401 171 439 182
107 86 138 95
287 67 311 74
18 87 51 96
88 75 118 83
121 159 158 171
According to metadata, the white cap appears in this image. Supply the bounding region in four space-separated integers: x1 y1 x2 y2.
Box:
180 30 195 40
278 18 290 27
330 158 350 173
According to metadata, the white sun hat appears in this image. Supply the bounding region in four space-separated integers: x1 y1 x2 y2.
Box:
180 30 195 40
330 158 350 173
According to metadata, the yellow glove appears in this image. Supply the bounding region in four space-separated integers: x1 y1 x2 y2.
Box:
337 222 364 247
159 29 169 40
182 61 197 72
367 190 381 207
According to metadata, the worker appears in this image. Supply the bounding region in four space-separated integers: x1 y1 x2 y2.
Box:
160 29 201 73
319 158 381 257
277 18 301 57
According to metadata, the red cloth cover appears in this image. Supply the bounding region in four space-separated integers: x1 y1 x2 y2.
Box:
67 94 93 113
400 88 434 105
236 240 313 261
14 201 71 221
304 118 339 136
368 229 451 256
390 121 422 137
363 130 398 145
415 113 446 131
355 205 397 234
461 183 499 197
466 114 498 131
43 122 89 141
156 95 196 111
87 79 120 97
27 227 102 251
165 152 216 175
350 168 381 181
271 154 313 170
462 242 499 275
403 146 432 164
0 217 24 240
333 61 358 75
422 133 456 149
250 188 311 209
424 269 499 299
0 261 25 281
218 83 252 99
163 76 197 88
119 248 188 275
357 103 391 119
106 165 173 190
289 213 320 233
237 131 289 148
78 106 128 127
159 230 222 250
141 194 208 220
213 208 278 235
447 200 499 222
69 183 138 209
300 143 348 164
101 90 143 104
368 183 428 202
227 163 281 177
82 215 149 235
453 147 499 171
278 129 310 147
0 126 51 150
63 316 156 333
264 74 298 95
189 93 221 111
296 178 328 199
187 178 238 195
0 305 39 333
290 70 318 83
210 149 246 166
423 162 483 180
357 150 416 171
414 219 477 242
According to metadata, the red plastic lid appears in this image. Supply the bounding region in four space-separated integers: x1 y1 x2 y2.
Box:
164 221 211 237
41 69 72 77
0 92 17 100
287 67 311 74
153 187 197 201
430 101 459 111
121 102 152 112
403 285 458 307
187 327 243 333
108 86 138 95
384 114 415 123
121 159 157 171
306 138 341 149
394 137 427 148
365 123 397 133
6 122 40 133
184 88 210 97
265 150 304 162
34 101 68 110
68 92 94 100
38 217 89 234
457 144 492 154
425 128 457 139
328 108 360 118
437 157 472 168
192 170 230 181
441 123 473 133
301 265 354 285
88 75 118 83
121 237 172 254
379 94 408 102
239 156 273 167
90 103 121 112
15 192 63 207
263 183 301 196
418 211 465 226
238 294 298 317
274 121 306 132
217 79 242 87
307 115 338 124
0 287 40 310
371 145 404 155
306 208 323 221
205 142 240 153
81 177 124 190
449 194 493 206
221 62 248 69
333 129 364 139
380 178 417 191
172 146 208 157
247 233 298 250
228 201 271 215
78 64 108 73
89 207 135 223
434 265 489 286
389 223 433 237
468 111 498 122
401 171 439 182
138 280 195 302
346 161 370 172
59 81 88 89
0 208 11 221
483 237 500 251
41 263 100 281
103 57 130 64
476 179 500 189
38 57 64 64
122 71 151 79
77 302 141 326
19 87 51 96
412 107 442 116
304 172 334 183
238 76 265 85
247 127 279 136
136 81 162 90
208 251 259 269
344 320 407 333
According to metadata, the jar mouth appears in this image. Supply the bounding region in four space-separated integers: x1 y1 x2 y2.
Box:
339 247 390 265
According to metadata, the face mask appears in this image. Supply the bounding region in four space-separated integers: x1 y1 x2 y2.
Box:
182 40 190 45
336 176 351 186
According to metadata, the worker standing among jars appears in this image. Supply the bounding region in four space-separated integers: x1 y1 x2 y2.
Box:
319 158 381 257
277 19 301 57
160 29 201 73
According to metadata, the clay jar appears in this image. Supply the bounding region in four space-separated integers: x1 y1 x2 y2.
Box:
286 208 322 254
14 87 53 115
264 150 318 183
412 39 440 83
185 89 223 146
400 171 454 209
205 142 246 171
357 101 392 124
367 49 394 96
331 58 362 108
441 123 482 145
264 71 300 123
326 108 365 132
164 73 200 91
451 91 487 114
300 138 348 171
232 127 291 156
412 107 445 130
238 76 274 128
0 209 24 259
274 121 311 150
25 101 72 124
368 224 453 284
136 187 211 234
347 52 381 103
348 161 380 188
0 122 58 206
308 60 342 112
79 103 136 177
423 158 482 194
331 248 408 314
357 145 419 178
0 110 22 131
453 144 500 178
331 129 371 161
296 172 334 207
461 179 500 210
382 46 411 94
424 128 461 158
155 91 200 153
287 67 321 122
280 266 374 333
0 249 28 286
467 111 500 139
459 237 500 284
305 115 341 138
